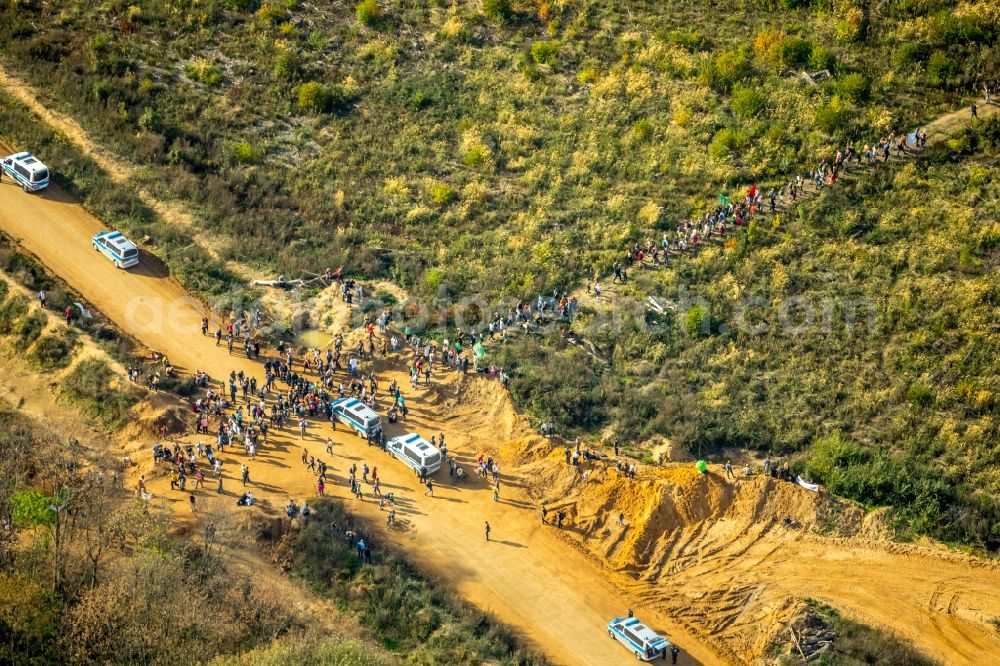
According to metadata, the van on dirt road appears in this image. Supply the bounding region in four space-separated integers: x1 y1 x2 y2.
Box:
331 398 382 439
1 152 49 192
386 433 442 475
92 230 140 269
608 616 671 661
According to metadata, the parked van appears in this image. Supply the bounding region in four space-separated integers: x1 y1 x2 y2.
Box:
386 433 442 475
1 152 49 192
331 398 382 439
92 231 140 269
608 616 671 661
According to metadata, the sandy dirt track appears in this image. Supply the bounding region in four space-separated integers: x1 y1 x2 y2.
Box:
0 171 714 664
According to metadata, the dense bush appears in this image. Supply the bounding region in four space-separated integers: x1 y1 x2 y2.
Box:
30 333 76 370
355 0 381 27
482 0 514 24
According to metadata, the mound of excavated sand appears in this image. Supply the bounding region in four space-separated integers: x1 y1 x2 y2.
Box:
120 391 191 442
524 457 855 574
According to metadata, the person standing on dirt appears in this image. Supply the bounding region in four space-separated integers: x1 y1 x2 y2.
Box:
201 317 209 335
37 290 46 308
484 521 491 542
217 474 224 494
425 479 434 496
971 101 978 119
541 505 548 525
215 328 222 346
724 461 734 479
241 464 250 486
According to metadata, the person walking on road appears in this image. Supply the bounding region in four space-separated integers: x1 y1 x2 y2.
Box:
670 645 680 664
484 521 491 542
37 291 46 308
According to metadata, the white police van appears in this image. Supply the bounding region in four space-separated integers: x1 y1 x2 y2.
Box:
608 616 671 661
1 152 50 192
92 230 140 269
386 432 442 475
331 398 382 439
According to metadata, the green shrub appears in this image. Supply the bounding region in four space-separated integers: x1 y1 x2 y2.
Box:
355 0 381 26
13 310 45 350
631 118 653 142
228 140 257 165
926 52 958 88
731 85 765 118
708 127 750 160
297 81 331 113
296 81 356 114
814 95 851 133
684 305 709 336
809 45 836 71
530 40 559 65
184 59 223 86
273 49 300 80
463 146 488 168
893 40 929 67
837 72 870 102
30 333 76 371
779 37 813 67
907 380 934 407
702 47 754 91
805 431 866 481
0 295 28 334
482 0 514 24
665 29 707 51
429 183 456 205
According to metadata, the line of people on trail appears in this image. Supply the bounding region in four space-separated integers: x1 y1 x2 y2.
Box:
590 127 933 294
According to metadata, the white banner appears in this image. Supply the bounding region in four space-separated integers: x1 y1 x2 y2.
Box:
796 476 819 493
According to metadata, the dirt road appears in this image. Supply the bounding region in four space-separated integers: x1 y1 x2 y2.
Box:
0 172 715 664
